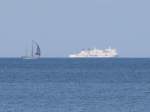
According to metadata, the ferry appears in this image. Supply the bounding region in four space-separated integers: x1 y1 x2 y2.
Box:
69 47 118 58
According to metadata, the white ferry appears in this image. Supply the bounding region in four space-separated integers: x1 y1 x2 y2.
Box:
69 47 118 58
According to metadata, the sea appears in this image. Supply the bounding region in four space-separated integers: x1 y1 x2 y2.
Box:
0 58 150 112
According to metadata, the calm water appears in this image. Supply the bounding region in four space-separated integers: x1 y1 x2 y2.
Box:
0 58 150 112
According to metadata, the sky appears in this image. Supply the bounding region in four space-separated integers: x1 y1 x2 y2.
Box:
0 0 150 57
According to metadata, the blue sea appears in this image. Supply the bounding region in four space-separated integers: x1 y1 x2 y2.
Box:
0 58 150 112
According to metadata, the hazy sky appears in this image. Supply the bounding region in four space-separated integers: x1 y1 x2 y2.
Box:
0 0 150 57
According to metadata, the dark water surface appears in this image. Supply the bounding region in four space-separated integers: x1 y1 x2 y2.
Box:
0 58 150 112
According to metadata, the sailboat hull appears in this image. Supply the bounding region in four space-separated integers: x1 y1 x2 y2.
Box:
21 56 40 60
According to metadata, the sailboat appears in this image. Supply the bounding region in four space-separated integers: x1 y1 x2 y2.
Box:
22 41 41 59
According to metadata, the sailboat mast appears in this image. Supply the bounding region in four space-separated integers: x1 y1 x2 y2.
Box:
31 40 34 57
25 48 28 57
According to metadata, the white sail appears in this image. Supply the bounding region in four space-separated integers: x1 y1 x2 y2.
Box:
22 41 41 59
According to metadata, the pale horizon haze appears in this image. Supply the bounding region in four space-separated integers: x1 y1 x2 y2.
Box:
0 0 150 57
